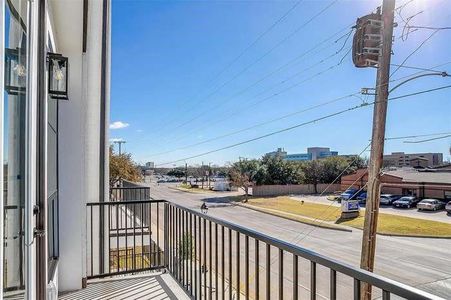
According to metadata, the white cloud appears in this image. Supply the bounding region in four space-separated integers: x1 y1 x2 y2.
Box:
109 121 129 129
136 129 143 133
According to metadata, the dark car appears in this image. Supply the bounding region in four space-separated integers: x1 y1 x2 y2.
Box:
392 196 420 208
340 189 361 201
357 192 367 204
379 194 401 206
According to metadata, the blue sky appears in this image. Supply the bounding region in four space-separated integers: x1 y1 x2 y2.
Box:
110 0 451 167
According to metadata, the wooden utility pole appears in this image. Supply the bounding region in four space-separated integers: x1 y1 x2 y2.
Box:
360 0 395 299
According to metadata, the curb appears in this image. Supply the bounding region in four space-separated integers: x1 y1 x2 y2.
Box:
376 232 451 239
237 203 353 233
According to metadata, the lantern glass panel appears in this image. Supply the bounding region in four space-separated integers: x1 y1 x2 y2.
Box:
5 48 27 94
49 56 68 95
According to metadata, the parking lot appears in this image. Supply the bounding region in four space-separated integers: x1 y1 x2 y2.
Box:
291 194 451 223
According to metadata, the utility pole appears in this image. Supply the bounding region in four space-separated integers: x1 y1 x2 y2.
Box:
360 0 395 299
208 162 212 189
185 162 188 183
114 140 126 155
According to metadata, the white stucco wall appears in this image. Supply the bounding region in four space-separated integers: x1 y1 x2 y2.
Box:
49 0 85 291
50 0 109 292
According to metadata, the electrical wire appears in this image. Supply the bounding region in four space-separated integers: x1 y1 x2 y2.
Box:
154 0 305 130
403 134 451 143
155 38 354 145
266 143 372 265
390 29 440 78
156 0 339 134
155 84 451 166
385 132 451 141
147 92 360 157
154 60 451 159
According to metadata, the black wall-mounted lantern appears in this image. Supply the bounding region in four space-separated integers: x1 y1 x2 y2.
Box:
5 48 27 95
47 53 69 100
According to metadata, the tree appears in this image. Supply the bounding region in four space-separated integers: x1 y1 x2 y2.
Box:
228 159 261 202
167 168 186 179
109 146 142 188
259 155 304 185
300 160 323 193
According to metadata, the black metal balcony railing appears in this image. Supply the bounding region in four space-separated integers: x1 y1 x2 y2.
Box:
86 196 442 300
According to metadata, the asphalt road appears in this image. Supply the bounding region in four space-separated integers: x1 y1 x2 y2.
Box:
149 182 451 299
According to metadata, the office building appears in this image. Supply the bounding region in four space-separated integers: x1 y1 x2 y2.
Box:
384 152 443 167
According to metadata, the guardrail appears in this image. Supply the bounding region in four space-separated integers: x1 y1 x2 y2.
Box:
86 199 443 299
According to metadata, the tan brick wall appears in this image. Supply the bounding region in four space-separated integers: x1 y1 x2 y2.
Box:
252 184 341 197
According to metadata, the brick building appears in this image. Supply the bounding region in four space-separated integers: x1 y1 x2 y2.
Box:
341 167 451 200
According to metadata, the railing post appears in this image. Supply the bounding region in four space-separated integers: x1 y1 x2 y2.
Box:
164 202 169 269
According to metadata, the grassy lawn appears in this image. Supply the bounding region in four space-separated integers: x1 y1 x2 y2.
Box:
247 197 451 237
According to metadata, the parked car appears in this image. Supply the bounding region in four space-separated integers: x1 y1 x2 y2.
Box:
392 196 420 208
340 189 361 201
417 199 445 211
446 201 451 214
379 194 401 205
357 192 367 204
327 191 342 201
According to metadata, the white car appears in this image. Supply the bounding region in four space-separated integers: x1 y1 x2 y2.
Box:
417 199 445 211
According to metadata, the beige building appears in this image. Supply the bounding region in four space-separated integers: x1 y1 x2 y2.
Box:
383 152 443 167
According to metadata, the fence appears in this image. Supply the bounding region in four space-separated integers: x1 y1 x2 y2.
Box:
252 184 341 197
110 186 151 201
86 198 442 300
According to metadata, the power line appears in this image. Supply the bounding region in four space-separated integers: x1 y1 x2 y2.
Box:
147 92 360 157
157 0 339 133
403 134 451 143
390 29 440 78
154 0 305 130
157 60 450 155
175 61 451 150
385 132 451 141
154 30 354 145
155 84 451 166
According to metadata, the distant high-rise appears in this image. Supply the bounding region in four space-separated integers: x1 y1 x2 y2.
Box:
383 152 443 167
265 147 339 161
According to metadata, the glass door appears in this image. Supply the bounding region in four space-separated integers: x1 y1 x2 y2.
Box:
2 0 29 297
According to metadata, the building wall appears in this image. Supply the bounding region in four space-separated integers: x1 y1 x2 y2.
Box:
341 169 451 200
51 0 110 292
50 0 85 292
383 152 443 167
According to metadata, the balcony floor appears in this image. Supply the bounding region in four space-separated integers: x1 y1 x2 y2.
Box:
59 272 189 300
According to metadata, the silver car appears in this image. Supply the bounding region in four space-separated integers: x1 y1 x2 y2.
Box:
417 199 445 211
445 201 451 214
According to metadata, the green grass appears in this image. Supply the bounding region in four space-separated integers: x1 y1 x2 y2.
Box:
248 197 342 221
247 197 451 237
